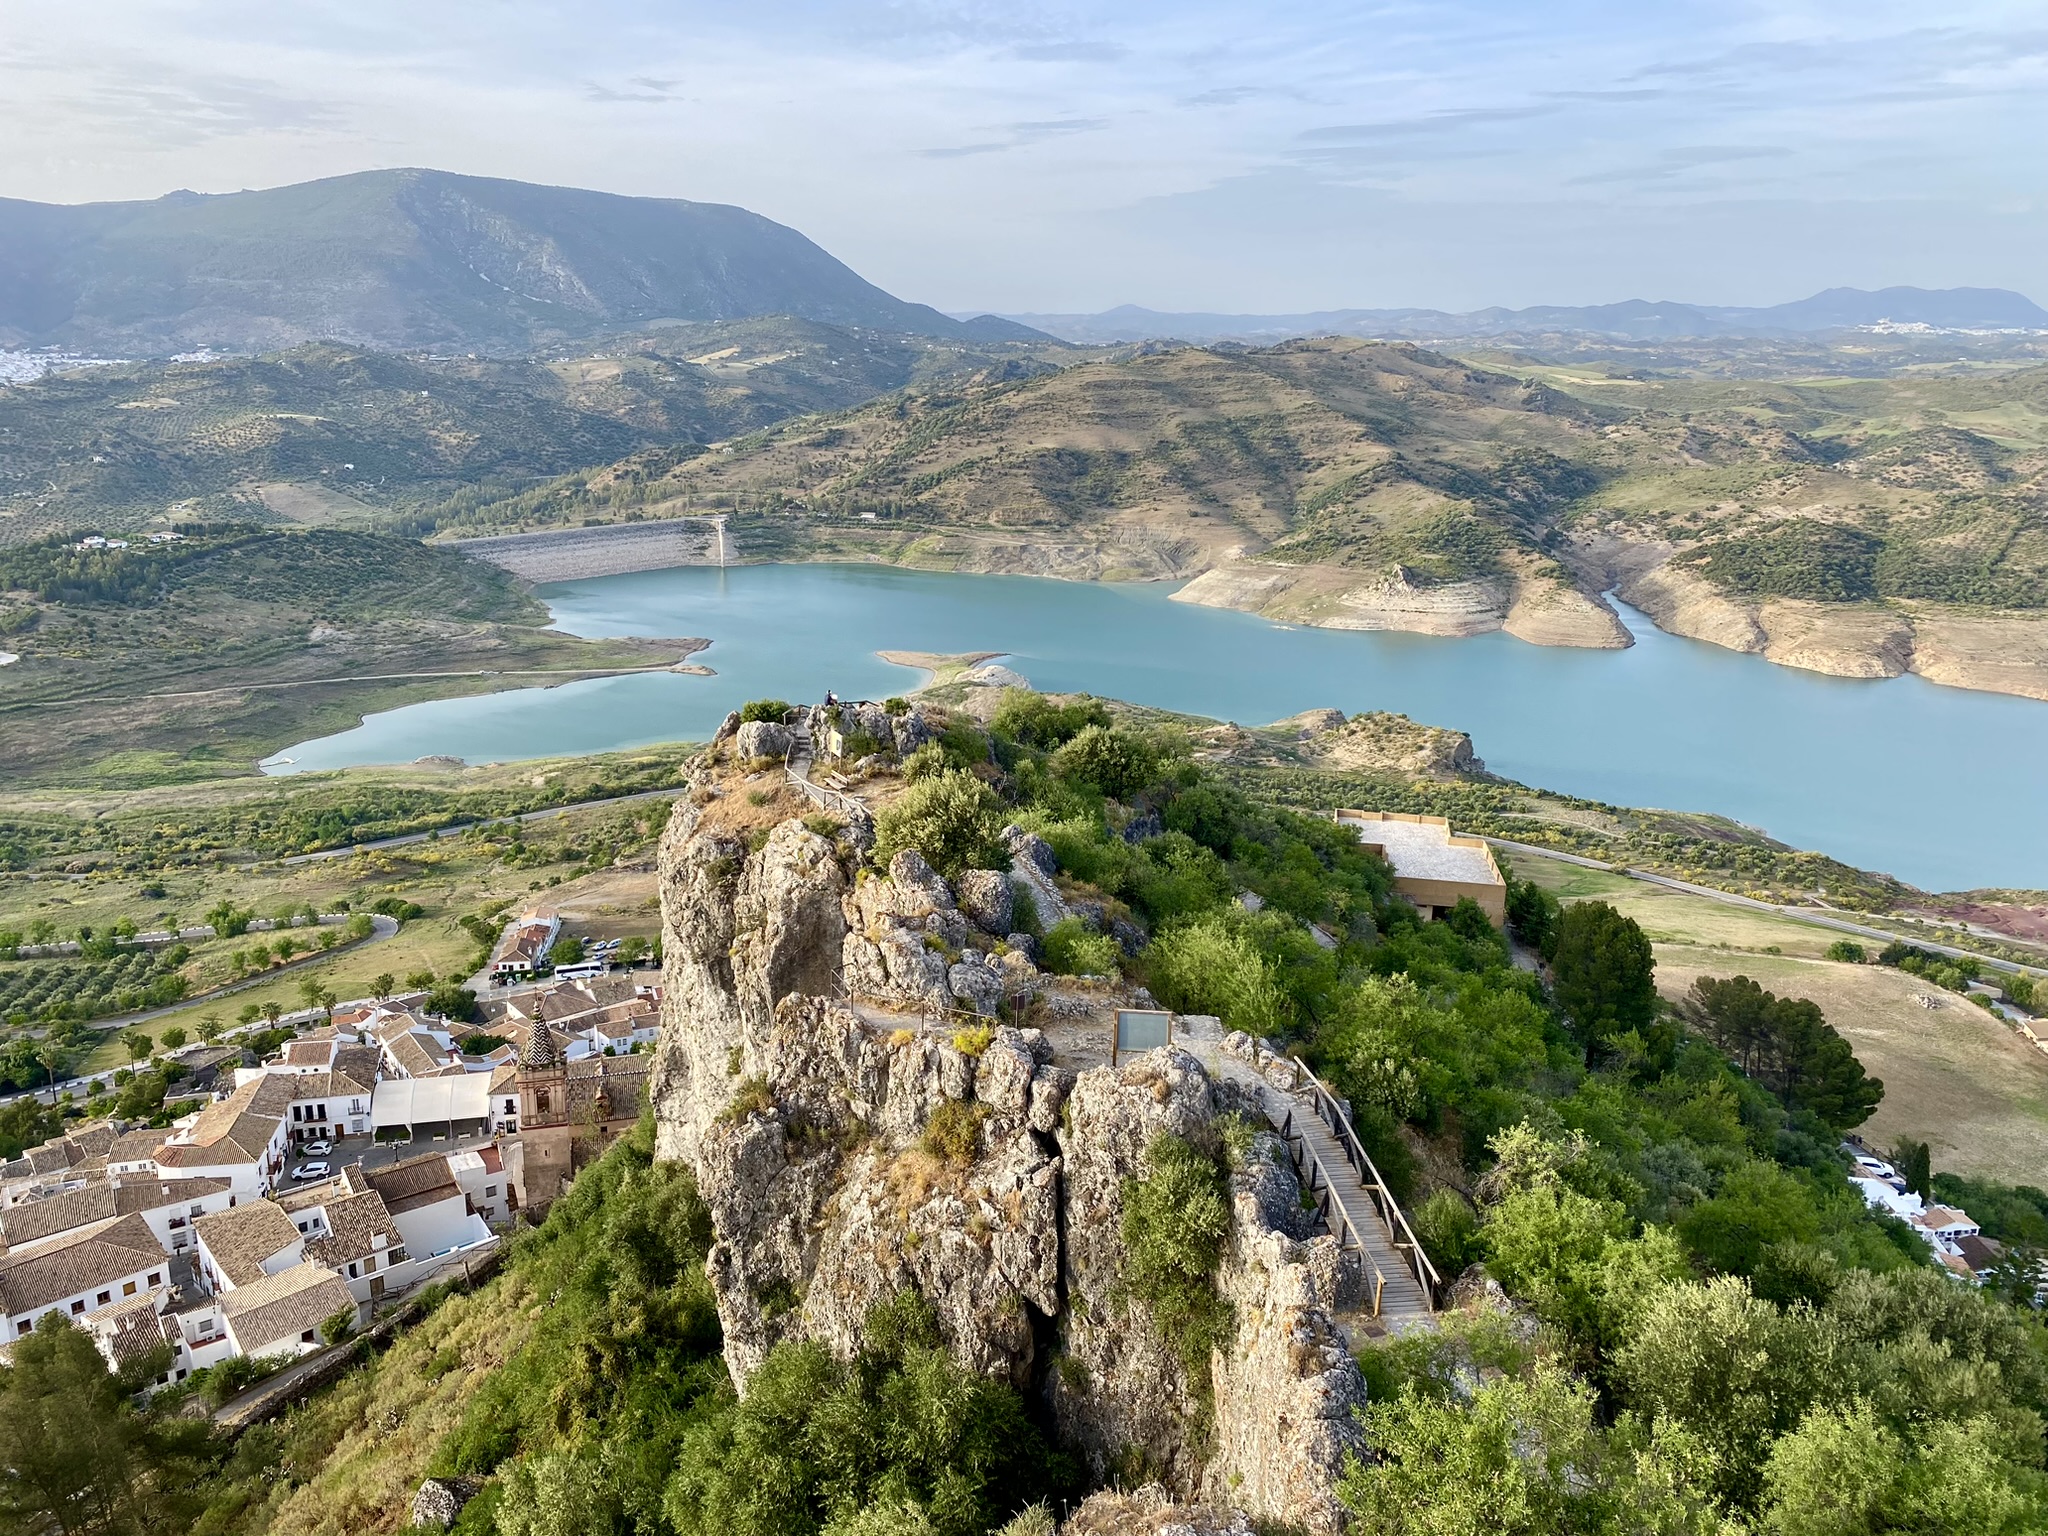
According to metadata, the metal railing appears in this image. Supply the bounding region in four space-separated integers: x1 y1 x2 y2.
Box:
1286 1055 1440 1307
1270 1100 1392 1317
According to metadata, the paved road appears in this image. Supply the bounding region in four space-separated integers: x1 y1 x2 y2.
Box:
280 786 685 865
1487 837 2048 980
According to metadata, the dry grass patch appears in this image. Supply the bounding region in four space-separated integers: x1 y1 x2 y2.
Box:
1654 947 2048 1185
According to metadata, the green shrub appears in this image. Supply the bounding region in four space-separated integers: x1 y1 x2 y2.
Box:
663 1291 1064 1536
902 742 947 781
1413 1188 1481 1276
872 769 1007 880
922 1100 988 1165
425 982 478 1022
1050 725 1156 801
989 690 1109 750
1040 917 1120 979
1120 1133 1233 1389
721 1077 775 1123
739 699 793 724
1825 940 1867 964
1142 913 1287 1034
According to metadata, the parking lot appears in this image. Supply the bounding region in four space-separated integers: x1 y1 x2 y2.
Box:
283 1125 499 1183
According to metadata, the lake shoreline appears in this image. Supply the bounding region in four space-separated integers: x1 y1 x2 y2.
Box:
459 525 2048 702
267 561 2048 892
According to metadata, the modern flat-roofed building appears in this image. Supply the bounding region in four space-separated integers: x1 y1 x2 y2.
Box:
1335 810 1506 928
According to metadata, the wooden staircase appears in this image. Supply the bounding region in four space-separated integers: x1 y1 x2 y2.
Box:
1205 1050 1438 1330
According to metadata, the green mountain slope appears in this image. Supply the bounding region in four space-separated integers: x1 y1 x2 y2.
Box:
0 321 1063 543
0 170 1040 355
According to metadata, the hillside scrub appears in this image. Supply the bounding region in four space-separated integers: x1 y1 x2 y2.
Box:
662 1292 1066 1536
1119 1133 1234 1390
960 701 2048 1527
871 770 1008 881
84 699 2045 1536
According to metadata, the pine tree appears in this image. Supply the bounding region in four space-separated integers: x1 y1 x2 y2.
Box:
1549 901 1657 1046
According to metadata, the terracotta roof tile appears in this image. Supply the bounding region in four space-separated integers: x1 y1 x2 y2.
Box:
194 1201 302 1286
0 1214 166 1317
220 1262 353 1354
303 1189 401 1267
362 1153 461 1215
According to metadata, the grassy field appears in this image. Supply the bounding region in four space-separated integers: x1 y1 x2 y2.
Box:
0 528 698 785
1511 850 2048 1184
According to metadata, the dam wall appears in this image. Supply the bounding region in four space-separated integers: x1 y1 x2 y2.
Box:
450 517 727 582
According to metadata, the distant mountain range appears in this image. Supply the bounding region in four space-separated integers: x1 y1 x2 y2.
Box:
0 169 1042 356
993 288 2048 345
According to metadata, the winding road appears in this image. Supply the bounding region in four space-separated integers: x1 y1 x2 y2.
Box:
1487 837 2048 980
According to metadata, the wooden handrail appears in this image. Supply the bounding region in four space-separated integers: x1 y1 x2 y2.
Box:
1287 1055 1440 1303
1272 1104 1393 1316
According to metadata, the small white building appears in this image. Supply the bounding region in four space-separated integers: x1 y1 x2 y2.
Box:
0 1215 173 1342
193 1200 305 1295
448 1146 512 1226
219 1262 356 1363
362 1153 494 1263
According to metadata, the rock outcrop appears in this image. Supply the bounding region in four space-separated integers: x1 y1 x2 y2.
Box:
1172 557 1629 652
1289 709 1481 779
734 718 792 760
411 1478 482 1531
652 793 1372 1532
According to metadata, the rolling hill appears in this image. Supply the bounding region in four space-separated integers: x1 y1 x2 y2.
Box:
1002 287 2048 345
0 318 1063 543
0 169 1043 355
448 335 2048 697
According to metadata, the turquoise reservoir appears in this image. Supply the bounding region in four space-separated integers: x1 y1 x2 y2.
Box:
267 564 2048 892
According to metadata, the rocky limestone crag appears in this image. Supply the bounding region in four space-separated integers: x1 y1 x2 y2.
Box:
411 1478 482 1531
1283 708 1481 779
1059 1487 1256 1535
1054 1049 1368 1531
956 868 1016 935
653 795 1371 1531
734 718 793 761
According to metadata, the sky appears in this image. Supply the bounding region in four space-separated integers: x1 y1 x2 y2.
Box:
2 1 2044 314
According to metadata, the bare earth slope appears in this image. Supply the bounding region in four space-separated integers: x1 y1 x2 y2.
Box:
450 338 2048 699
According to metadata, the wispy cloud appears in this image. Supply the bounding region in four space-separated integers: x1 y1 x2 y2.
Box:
1011 40 1126 63
1569 145 1793 186
0 0 2038 312
924 115 1108 157
1298 105 1559 142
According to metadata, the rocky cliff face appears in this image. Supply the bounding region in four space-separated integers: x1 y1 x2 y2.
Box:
652 788 1370 1532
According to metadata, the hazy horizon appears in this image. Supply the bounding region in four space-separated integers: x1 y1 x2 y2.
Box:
4 2 2042 316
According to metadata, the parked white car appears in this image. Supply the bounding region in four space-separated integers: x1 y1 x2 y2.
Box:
300 1139 333 1157
292 1161 331 1180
